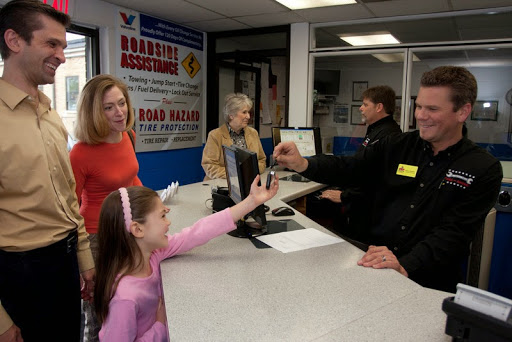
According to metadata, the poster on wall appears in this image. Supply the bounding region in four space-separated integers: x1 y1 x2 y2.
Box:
116 8 204 152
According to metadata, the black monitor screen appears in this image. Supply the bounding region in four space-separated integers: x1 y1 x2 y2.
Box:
223 146 242 203
272 127 322 157
222 144 267 236
314 69 340 96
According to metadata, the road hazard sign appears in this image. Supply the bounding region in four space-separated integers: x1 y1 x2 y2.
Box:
182 52 201 78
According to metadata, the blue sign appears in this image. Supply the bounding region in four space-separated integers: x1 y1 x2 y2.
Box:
139 14 203 51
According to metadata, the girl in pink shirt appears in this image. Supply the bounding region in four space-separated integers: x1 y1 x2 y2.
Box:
94 175 278 341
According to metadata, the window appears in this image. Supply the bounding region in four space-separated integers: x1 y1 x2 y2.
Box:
66 76 79 111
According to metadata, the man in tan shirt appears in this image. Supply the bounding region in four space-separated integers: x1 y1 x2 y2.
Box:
0 1 94 341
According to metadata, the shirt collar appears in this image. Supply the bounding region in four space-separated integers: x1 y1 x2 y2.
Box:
367 115 395 132
227 123 244 136
0 78 52 112
0 78 30 110
422 135 467 159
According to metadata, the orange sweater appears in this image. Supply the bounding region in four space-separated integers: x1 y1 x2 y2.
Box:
70 131 142 234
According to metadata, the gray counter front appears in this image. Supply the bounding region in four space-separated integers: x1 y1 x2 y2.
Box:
161 170 452 341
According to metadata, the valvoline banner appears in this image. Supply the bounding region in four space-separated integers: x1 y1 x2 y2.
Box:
116 7 204 152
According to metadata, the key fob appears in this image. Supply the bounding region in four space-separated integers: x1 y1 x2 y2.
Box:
266 171 275 189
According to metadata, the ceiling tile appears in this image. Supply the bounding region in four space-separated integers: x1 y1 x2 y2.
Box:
88 0 512 34
387 18 459 43
184 18 251 32
295 4 374 22
237 12 308 28
186 0 288 17
216 33 288 52
104 0 224 23
456 12 512 40
451 0 512 11
364 0 450 17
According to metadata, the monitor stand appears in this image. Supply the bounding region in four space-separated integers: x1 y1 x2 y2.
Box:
228 219 305 238
281 174 310 182
228 220 267 238
266 219 305 234
248 219 306 249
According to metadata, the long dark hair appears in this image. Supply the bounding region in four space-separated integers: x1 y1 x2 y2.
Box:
94 186 159 324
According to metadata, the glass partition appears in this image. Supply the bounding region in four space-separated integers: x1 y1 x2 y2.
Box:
410 44 512 161
311 49 406 155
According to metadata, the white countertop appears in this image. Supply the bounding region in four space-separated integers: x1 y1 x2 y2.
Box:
160 170 452 341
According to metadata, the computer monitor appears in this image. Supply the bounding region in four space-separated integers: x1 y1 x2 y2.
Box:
223 144 267 238
272 127 322 157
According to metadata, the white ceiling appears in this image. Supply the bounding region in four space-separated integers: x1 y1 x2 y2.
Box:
102 0 512 32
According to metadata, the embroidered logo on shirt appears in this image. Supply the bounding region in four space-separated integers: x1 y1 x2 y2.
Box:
362 137 370 147
396 164 418 178
442 169 475 189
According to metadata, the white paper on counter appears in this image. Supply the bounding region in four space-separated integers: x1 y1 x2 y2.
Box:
256 228 344 253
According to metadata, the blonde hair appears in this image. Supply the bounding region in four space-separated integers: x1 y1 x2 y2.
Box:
74 74 135 144
223 93 253 123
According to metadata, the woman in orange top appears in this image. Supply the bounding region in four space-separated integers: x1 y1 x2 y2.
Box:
70 74 142 342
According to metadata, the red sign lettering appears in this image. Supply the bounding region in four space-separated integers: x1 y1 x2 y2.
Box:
42 0 69 14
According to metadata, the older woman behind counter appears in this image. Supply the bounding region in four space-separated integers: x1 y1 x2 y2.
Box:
201 93 266 180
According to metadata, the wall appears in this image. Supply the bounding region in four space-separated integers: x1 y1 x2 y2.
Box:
289 23 310 127
467 67 512 145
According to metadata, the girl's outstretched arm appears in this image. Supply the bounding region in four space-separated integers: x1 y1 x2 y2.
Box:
229 174 279 222
154 173 279 261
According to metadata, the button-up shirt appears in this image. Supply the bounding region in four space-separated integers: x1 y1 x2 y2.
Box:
0 78 93 266
227 123 247 149
302 130 502 291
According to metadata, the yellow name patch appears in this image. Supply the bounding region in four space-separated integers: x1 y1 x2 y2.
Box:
396 164 418 178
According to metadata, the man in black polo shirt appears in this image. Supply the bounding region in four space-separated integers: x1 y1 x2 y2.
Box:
318 85 401 242
273 66 502 292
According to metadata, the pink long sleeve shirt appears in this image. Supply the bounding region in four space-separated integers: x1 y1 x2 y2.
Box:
99 208 236 341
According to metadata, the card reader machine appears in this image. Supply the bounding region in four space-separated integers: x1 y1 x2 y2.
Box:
443 284 512 341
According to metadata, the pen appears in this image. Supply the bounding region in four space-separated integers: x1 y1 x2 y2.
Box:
270 156 278 169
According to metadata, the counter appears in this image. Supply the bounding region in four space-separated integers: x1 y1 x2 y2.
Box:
161 170 452 341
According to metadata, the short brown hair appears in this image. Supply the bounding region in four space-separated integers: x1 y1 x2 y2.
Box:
75 74 135 144
0 0 70 59
420 66 477 112
361 85 396 115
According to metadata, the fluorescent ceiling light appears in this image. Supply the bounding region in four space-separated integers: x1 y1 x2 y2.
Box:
275 0 356 10
339 33 400 46
372 53 421 63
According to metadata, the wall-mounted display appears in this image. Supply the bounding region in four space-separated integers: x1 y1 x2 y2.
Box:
471 101 498 121
315 69 341 96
